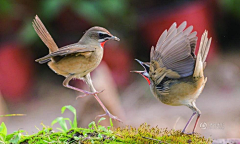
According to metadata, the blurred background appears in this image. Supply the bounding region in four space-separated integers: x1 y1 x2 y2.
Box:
0 0 240 140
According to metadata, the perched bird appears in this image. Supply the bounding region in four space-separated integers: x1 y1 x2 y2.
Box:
132 22 211 134
33 15 121 121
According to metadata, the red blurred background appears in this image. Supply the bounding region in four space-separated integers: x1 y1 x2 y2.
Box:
0 0 240 140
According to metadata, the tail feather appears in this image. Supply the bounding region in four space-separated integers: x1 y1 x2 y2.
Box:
193 30 212 78
33 15 58 53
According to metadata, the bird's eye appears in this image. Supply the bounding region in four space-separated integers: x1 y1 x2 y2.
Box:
98 33 110 39
98 33 105 39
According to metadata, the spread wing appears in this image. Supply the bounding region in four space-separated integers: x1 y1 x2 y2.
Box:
150 21 198 78
35 43 95 64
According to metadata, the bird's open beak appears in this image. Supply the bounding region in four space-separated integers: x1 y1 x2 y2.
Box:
130 70 143 74
111 36 120 41
135 59 144 67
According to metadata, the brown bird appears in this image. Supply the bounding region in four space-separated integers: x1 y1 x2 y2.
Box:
33 15 121 122
132 22 211 134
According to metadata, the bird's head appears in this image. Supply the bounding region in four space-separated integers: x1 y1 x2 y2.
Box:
80 26 120 47
131 59 151 85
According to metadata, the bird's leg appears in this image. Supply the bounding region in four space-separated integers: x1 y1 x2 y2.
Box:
84 73 122 122
192 113 201 134
182 102 201 134
181 112 196 133
63 75 103 97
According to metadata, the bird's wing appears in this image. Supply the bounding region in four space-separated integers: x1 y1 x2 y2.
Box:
33 15 59 52
150 21 198 78
35 43 95 64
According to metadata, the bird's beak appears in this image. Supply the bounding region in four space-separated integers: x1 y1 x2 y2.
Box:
135 59 144 67
111 36 120 41
130 70 143 74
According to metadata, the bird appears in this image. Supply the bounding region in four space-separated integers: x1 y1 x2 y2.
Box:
132 21 211 134
33 15 121 122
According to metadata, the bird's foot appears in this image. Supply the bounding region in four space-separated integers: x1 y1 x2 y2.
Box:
76 90 104 99
95 111 122 122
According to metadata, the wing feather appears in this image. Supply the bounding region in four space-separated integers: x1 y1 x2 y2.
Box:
35 43 95 64
156 30 168 51
150 21 198 78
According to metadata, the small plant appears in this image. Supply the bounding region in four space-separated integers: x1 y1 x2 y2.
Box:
0 106 211 143
0 122 7 143
0 123 26 144
6 129 26 144
51 105 78 132
0 114 26 144
88 117 114 137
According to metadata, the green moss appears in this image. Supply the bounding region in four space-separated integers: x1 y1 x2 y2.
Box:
1 106 211 143
113 123 211 143
12 123 211 144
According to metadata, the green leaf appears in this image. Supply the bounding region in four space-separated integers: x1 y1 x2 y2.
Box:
98 133 102 139
56 128 64 132
88 121 95 129
6 133 14 141
98 125 107 132
88 121 97 130
97 117 106 125
6 130 25 142
0 122 7 141
61 105 77 128
110 118 113 128
9 133 21 144
51 117 62 126
61 105 76 115
51 117 68 132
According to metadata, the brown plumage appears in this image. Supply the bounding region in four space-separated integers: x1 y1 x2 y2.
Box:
33 15 121 122
132 21 211 134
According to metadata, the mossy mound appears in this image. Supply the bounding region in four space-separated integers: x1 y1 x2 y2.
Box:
1 106 211 143
15 123 211 144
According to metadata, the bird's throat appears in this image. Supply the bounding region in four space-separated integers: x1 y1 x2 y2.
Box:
100 41 106 48
143 76 151 85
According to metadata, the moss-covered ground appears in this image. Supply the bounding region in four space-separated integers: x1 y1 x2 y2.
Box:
7 123 210 144
0 105 212 143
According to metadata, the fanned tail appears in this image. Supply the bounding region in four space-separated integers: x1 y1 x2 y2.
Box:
32 15 59 53
193 30 212 78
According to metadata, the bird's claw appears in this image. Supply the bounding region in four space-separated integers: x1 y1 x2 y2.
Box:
76 90 104 99
95 111 122 122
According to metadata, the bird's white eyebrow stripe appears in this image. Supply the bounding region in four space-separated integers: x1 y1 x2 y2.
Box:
97 31 108 35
